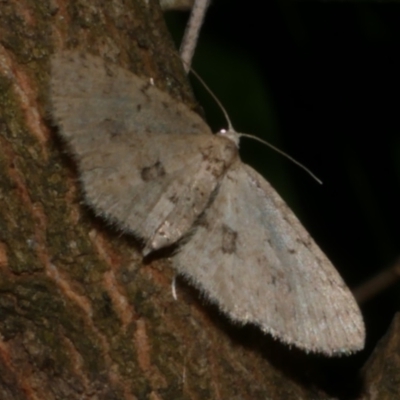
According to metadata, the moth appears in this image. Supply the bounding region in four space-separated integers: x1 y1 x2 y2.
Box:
50 51 365 355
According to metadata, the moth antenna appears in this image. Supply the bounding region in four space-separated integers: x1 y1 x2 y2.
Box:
239 133 323 185
185 66 235 131
185 63 322 184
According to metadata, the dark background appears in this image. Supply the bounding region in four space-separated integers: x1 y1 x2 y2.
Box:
164 0 399 394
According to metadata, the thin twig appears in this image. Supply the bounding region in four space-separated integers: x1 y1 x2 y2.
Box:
160 0 193 11
353 258 400 304
180 0 211 72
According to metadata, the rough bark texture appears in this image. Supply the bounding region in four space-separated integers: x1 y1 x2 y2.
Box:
0 1 387 399
361 313 400 399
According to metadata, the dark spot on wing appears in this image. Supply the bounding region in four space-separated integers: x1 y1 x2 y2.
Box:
141 161 166 181
99 118 125 138
197 215 210 230
270 270 285 286
168 193 179 204
221 224 238 254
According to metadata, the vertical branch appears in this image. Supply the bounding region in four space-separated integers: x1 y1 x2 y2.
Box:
180 0 211 71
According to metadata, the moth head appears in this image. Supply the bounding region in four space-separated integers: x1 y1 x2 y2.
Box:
216 129 240 147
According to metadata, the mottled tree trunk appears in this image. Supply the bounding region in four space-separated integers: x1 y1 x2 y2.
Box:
0 1 388 399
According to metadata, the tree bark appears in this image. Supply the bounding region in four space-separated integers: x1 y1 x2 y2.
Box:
0 1 375 399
